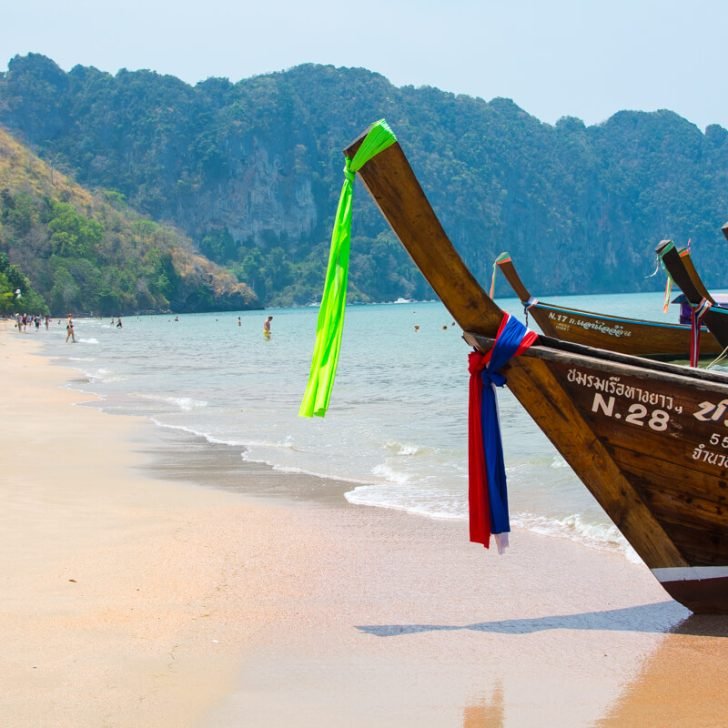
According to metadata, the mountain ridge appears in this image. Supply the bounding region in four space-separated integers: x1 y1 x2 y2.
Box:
1 53 726 310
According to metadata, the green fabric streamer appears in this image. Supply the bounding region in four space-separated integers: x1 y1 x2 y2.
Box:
299 120 397 417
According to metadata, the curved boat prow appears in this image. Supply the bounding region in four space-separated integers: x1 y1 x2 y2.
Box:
656 240 713 304
679 252 714 304
344 127 505 337
494 254 534 303
657 239 728 350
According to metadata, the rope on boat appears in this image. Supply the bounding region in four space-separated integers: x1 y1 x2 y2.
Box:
645 252 661 278
706 344 728 370
524 297 539 327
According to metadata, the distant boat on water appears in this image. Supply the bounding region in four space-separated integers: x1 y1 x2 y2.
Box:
657 238 728 355
494 252 724 361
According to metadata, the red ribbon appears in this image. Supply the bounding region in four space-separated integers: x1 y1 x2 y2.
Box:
467 314 537 549
690 300 712 367
468 349 491 545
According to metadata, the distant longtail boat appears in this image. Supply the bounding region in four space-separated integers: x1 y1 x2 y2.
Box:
344 120 728 614
657 239 728 357
494 253 724 361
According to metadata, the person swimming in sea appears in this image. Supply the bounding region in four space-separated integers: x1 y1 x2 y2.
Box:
65 314 76 343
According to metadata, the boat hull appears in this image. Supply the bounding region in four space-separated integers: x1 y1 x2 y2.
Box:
496 255 723 360
654 568 728 615
468 333 728 614
528 303 723 360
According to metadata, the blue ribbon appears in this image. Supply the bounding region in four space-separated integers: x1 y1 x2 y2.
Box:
480 315 531 535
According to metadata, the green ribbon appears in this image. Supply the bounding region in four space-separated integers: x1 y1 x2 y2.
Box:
299 119 397 417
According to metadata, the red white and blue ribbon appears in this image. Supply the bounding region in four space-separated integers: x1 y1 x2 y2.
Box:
689 299 712 367
468 314 537 552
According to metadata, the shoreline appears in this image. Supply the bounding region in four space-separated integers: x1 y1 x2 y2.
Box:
3 324 728 726
1 326 329 726
129 420 357 509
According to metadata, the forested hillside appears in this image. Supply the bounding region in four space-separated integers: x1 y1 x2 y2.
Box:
0 125 257 314
1 53 727 308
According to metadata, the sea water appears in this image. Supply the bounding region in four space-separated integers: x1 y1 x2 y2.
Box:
36 291 719 561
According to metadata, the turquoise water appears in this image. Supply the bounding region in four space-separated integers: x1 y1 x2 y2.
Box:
36 291 715 560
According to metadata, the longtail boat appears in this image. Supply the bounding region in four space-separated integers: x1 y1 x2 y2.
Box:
344 121 728 614
656 239 728 355
494 252 723 361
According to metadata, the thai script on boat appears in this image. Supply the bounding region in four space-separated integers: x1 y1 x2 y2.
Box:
566 369 682 412
573 319 631 338
692 443 728 468
693 399 728 426
548 313 632 338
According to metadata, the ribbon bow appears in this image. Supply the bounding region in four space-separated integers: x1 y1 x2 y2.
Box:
468 314 537 552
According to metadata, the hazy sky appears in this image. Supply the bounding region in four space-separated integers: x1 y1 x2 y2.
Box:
3 0 726 130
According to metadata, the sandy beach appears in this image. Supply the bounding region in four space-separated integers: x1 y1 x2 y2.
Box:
2 323 728 727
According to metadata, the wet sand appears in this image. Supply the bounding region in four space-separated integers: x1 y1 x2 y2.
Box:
2 324 727 727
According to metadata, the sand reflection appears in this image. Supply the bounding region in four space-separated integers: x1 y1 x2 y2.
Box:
599 614 728 726
463 683 504 727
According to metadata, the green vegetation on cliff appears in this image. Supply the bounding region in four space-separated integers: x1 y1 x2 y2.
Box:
1 53 726 308
0 252 45 313
0 125 258 314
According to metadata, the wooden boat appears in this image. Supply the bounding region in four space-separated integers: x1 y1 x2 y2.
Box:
494 253 723 360
656 239 728 353
345 121 728 613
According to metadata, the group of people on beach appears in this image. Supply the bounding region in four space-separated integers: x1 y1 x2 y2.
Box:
14 313 50 332
14 312 78 342
13 311 274 341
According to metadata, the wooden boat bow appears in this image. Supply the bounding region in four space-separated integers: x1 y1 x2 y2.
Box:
344 132 506 337
344 121 728 613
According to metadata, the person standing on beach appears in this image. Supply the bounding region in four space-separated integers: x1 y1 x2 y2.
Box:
65 314 76 343
263 315 273 339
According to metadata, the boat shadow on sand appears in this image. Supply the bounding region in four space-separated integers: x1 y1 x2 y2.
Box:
357 602 728 638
